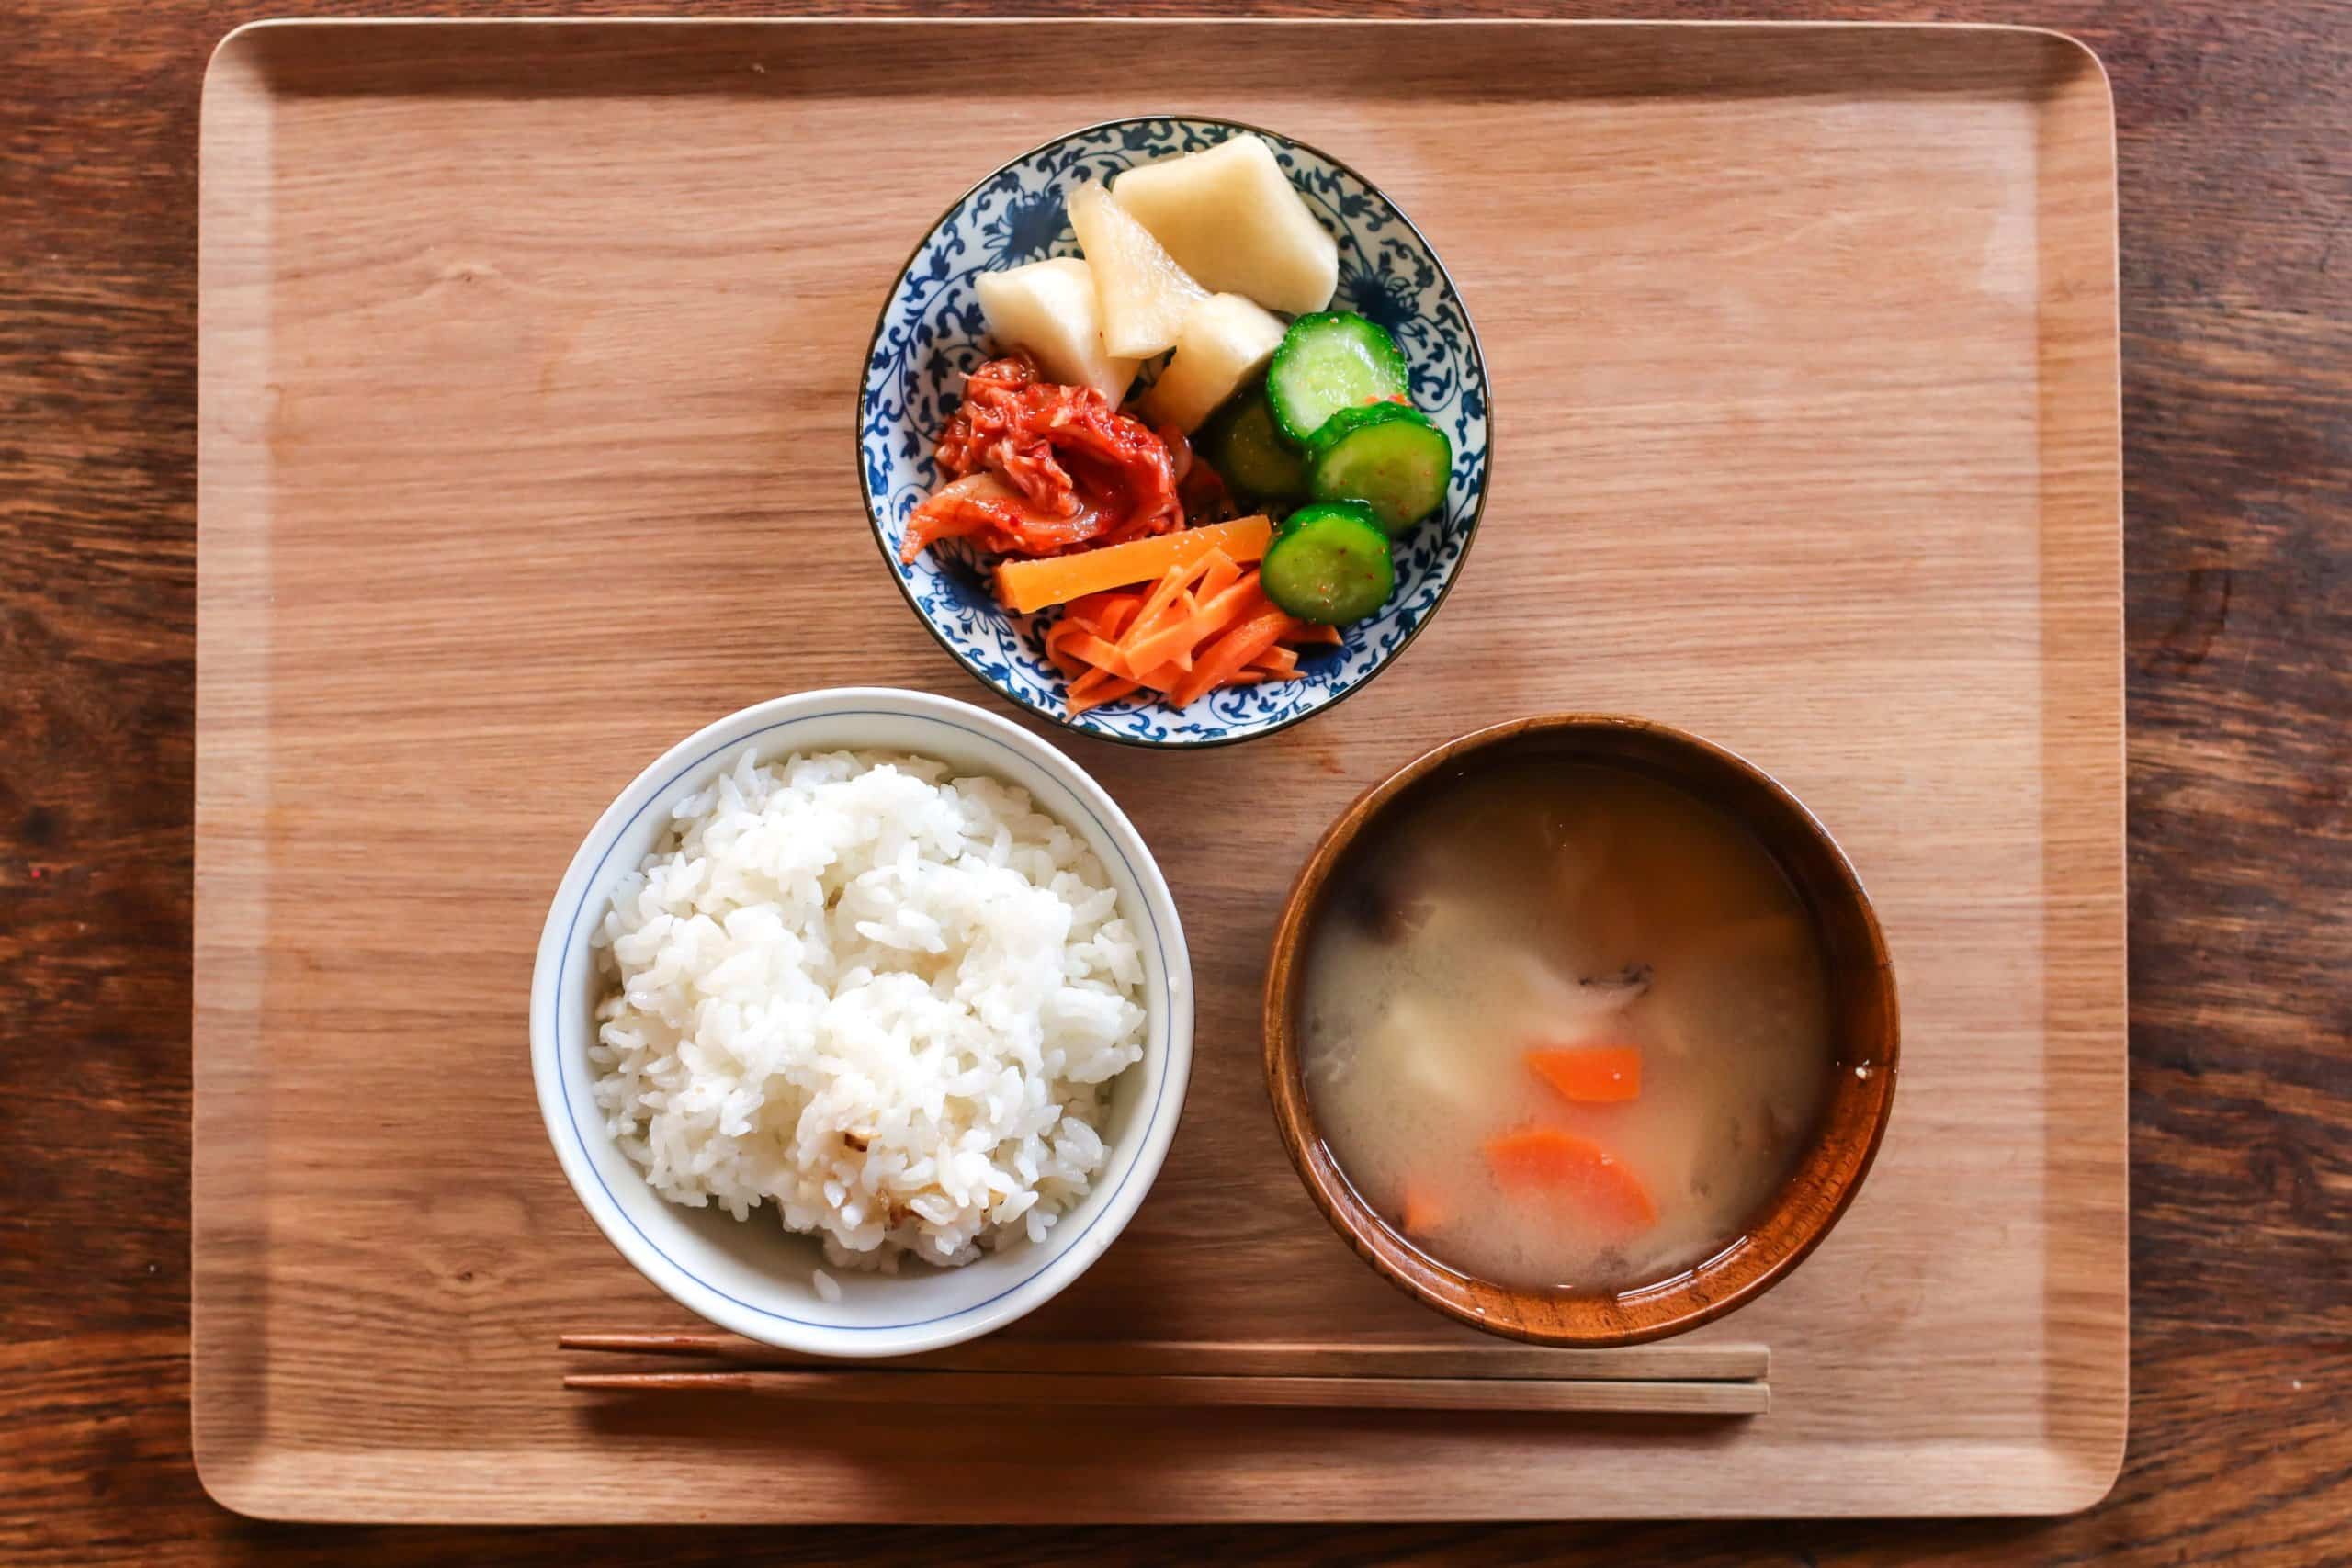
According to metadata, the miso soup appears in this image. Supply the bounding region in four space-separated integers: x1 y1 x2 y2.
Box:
1299 760 1835 1293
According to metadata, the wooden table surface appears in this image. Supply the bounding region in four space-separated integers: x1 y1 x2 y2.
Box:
3 0 2344 1562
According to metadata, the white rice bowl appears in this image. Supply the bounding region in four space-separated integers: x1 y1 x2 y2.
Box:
589 749 1148 1271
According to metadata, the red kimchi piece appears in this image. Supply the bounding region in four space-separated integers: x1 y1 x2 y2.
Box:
901 353 1183 563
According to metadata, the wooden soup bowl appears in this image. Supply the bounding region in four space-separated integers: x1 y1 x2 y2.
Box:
1263 716 1899 1346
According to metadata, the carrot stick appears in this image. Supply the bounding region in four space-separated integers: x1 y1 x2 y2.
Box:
1171 608 1295 708
1093 598 1141 641
1117 601 1210 677
1115 602 1193 673
993 516 1272 614
1484 1128 1656 1229
1196 548 1242 601
1054 629 1132 673
1061 591 1129 634
1067 672 1142 714
1526 1045 1644 1104
1127 561 1198 647
1130 579 1270 674
1051 561 1331 714
1193 575 1272 626
1124 660 1186 694
1114 549 1247 674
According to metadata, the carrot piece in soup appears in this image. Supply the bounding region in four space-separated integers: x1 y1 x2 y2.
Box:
1526 1044 1644 1104
1399 1181 1448 1235
1484 1128 1657 1230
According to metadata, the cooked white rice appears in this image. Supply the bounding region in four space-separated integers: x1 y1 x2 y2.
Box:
589 750 1147 1270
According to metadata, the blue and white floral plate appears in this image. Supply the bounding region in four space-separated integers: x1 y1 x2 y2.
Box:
857 117 1490 749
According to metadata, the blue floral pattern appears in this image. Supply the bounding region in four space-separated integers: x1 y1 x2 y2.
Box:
858 118 1490 748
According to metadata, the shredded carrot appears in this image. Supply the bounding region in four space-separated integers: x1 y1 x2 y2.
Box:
1041 559 1330 715
1128 558 1204 645
994 516 1274 615
1484 1128 1657 1230
1171 608 1292 708
1067 671 1142 715
1125 576 1264 674
1052 629 1130 672
1098 600 1141 639
1124 659 1186 694
1060 591 1134 637
1192 572 1268 623
1118 605 1211 676
1526 1045 1644 1104
1196 549 1242 601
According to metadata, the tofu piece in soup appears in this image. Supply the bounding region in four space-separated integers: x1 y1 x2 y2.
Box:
1068 181 1207 359
1140 293 1288 433
1111 134 1340 317
975 258 1141 405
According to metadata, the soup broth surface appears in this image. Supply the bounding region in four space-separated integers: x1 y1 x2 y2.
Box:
1300 759 1834 1292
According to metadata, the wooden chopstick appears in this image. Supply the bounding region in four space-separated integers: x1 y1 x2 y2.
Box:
561 1368 1768 1415
560 1332 1768 1382
560 1333 1770 1415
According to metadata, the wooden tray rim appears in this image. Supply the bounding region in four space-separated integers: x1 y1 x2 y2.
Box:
192 13 2127 1525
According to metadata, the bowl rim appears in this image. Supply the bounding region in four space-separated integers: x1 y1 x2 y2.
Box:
854 113 1493 751
1261 713 1901 1346
528 686 1195 1357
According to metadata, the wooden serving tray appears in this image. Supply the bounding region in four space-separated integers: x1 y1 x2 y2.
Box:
195 17 2125 1522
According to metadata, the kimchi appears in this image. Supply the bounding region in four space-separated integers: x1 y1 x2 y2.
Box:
900 354 1183 563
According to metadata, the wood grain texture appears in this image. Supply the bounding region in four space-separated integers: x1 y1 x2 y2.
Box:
187 14 2121 1523
1 0 2344 1562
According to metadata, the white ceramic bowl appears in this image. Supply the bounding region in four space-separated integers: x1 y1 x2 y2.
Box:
529 688 1193 1357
